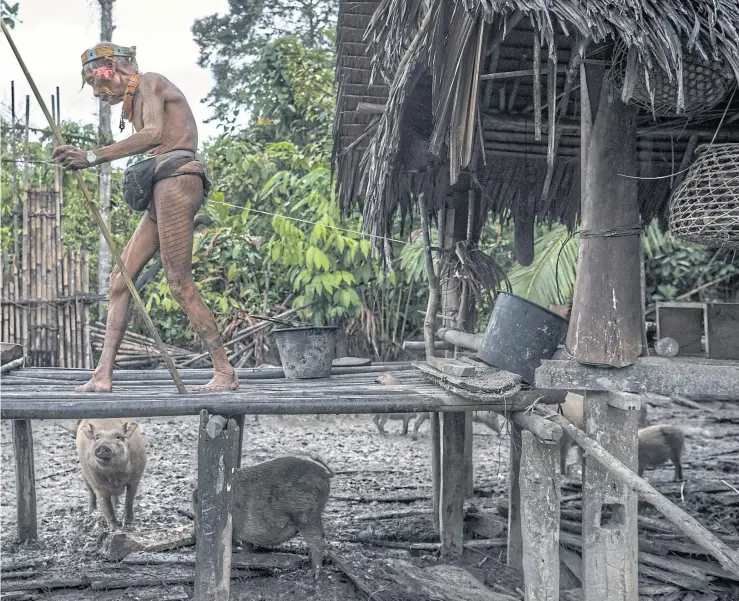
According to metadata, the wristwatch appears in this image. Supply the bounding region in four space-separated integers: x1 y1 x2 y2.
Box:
86 150 97 165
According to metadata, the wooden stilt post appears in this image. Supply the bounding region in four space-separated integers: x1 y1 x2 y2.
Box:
12 419 37 542
520 430 560 601
507 421 524 572
464 412 474 497
566 57 641 601
431 412 441 533
194 410 239 601
567 63 642 367
440 410 466 558
233 414 245 468
582 392 639 601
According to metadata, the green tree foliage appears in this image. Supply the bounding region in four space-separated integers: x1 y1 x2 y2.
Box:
507 220 739 314
1 1 20 28
192 0 336 128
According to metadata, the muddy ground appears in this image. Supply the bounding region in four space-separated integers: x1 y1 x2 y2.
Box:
1 397 738 600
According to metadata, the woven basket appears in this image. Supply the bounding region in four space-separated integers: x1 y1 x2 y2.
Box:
669 144 739 250
611 42 732 117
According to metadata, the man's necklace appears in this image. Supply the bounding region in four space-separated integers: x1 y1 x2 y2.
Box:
119 73 142 132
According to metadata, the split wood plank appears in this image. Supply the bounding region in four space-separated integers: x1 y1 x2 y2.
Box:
581 392 639 601
535 358 739 398
12 420 36 543
414 360 522 397
427 356 477 377
507 421 524 572
440 411 466 558
194 412 239 601
520 430 560 601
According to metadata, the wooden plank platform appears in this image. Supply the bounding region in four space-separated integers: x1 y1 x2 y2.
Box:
0 365 528 420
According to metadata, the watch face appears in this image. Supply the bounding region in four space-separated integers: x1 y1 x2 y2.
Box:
87 151 96 163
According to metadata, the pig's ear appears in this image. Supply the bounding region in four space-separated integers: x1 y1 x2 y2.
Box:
123 422 139 439
83 424 95 440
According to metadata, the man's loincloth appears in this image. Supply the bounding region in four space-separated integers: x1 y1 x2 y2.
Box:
122 149 211 218
146 149 212 222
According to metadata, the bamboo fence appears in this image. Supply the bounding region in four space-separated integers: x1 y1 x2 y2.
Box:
2 189 92 368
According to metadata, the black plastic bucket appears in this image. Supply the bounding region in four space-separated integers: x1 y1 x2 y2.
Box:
476 292 569 384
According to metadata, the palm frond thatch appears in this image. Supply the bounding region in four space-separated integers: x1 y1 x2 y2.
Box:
332 0 739 254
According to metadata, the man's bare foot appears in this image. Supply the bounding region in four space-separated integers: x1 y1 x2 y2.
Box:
75 377 113 393
191 368 239 393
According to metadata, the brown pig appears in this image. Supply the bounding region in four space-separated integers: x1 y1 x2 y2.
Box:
76 418 147 529
559 393 648 474
411 411 502 441
193 456 332 576
638 424 685 481
373 413 417 436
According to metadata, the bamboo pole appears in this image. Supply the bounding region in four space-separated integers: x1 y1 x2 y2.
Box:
53 94 64 367
62 251 72 368
68 252 78 367
1 20 186 393
74 249 83 368
11 81 20 263
30 190 38 365
21 96 30 358
3 270 9 343
13 264 20 344
81 250 91 368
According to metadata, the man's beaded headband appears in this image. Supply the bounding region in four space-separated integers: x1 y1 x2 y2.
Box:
81 45 136 66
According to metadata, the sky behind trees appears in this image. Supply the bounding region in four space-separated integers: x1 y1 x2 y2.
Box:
1 0 229 146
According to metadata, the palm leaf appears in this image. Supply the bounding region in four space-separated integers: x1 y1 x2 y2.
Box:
508 220 676 307
508 225 578 307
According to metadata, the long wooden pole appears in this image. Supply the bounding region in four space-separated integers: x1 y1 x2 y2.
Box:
1 19 186 393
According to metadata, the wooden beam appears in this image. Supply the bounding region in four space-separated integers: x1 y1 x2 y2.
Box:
464 412 474 498
535 406 739 576
582 392 638 601
440 411 466 558
567 70 642 367
12 420 37 542
194 412 239 601
535 357 739 397
507 422 523 572
520 430 560 601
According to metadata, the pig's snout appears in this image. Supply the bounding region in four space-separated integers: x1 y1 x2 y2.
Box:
95 444 114 460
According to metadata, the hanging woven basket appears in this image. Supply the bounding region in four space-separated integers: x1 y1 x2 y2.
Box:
610 42 732 117
669 144 739 250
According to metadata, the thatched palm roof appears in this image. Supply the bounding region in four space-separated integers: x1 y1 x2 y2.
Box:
332 0 739 253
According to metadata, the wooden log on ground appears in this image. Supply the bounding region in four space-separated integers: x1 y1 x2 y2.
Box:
520 430 560 600
536 406 739 575
1 357 25 374
387 560 519 601
327 550 390 601
194 411 239 601
507 421 523 572
582 391 638 601
1 343 23 365
122 550 304 571
440 411 466 558
12 419 37 542
566 64 642 367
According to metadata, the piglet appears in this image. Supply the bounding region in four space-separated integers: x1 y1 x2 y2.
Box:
76 418 147 529
373 413 416 436
411 411 501 440
559 393 648 474
193 456 332 576
638 424 685 481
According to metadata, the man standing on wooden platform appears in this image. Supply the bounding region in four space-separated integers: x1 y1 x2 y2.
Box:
53 43 238 393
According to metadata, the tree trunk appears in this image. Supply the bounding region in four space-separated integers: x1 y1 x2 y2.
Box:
98 0 115 316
